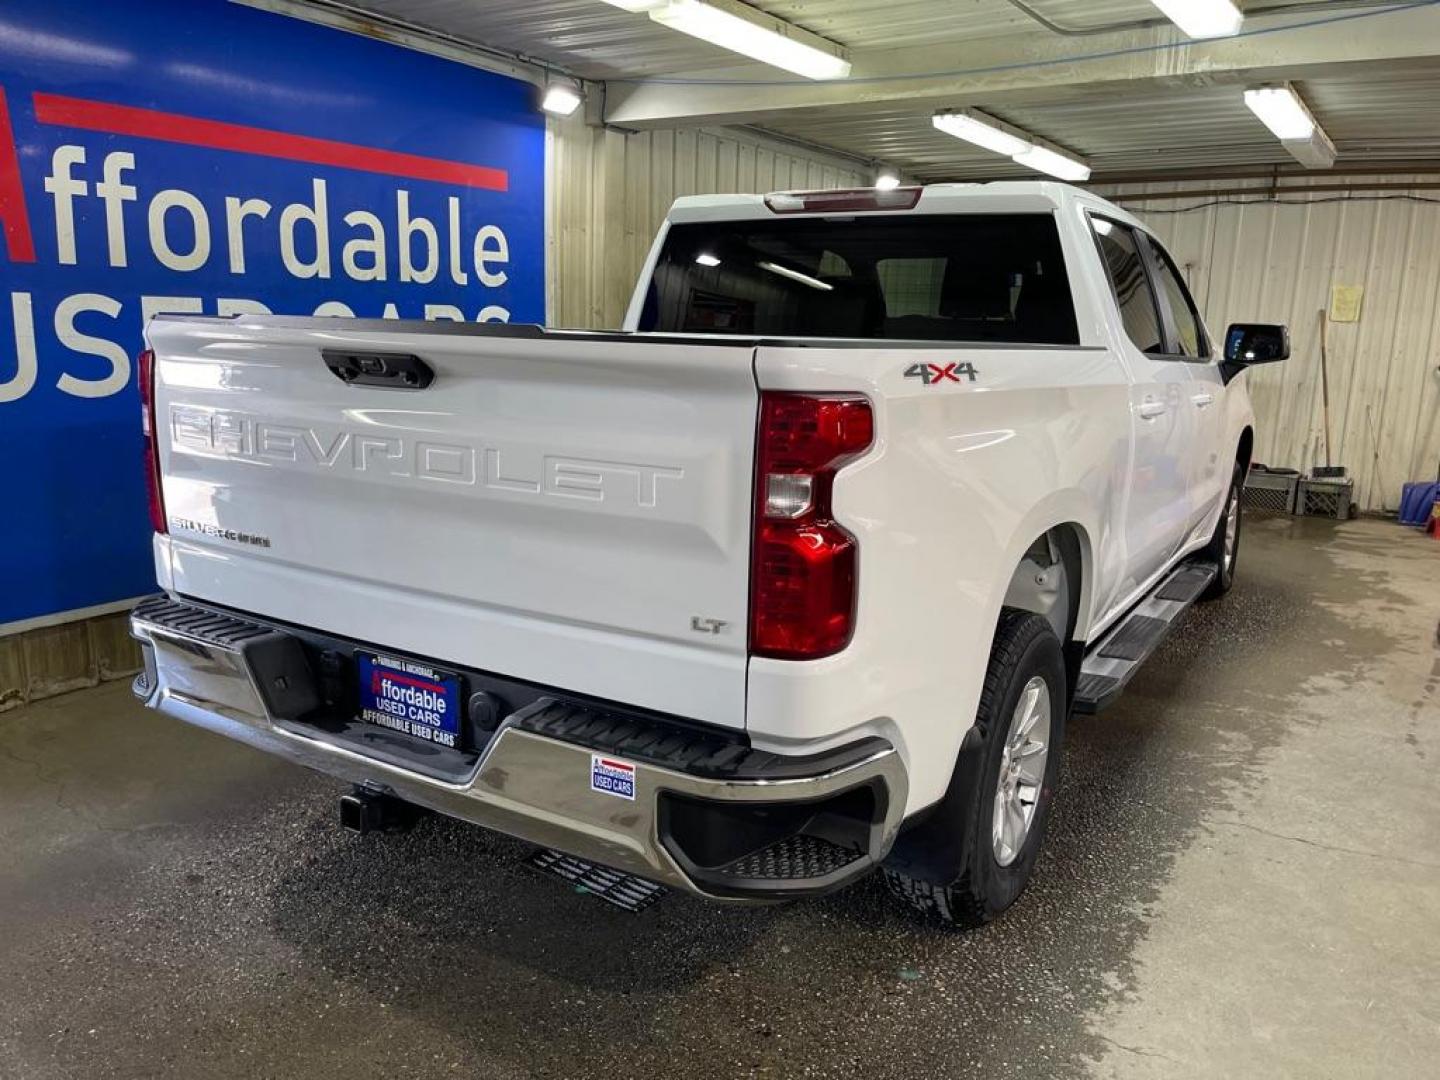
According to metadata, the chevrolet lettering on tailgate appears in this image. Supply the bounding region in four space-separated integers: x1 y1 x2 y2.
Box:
168 406 684 508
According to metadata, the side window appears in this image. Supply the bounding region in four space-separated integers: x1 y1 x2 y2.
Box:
1090 218 1164 354
1145 240 1207 358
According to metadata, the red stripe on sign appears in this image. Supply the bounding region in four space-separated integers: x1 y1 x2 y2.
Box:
599 758 633 772
0 87 36 263
379 671 446 693
32 92 508 192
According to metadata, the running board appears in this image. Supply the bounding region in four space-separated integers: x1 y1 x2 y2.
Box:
1072 562 1217 714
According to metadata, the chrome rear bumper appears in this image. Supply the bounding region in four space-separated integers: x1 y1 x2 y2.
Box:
130 597 907 901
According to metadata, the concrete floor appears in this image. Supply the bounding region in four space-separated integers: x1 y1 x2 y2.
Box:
1 515 1437 1079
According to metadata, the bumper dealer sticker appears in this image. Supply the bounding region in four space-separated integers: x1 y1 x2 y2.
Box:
590 755 636 800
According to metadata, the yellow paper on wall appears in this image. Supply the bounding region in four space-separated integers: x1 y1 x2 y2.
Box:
1329 285 1364 323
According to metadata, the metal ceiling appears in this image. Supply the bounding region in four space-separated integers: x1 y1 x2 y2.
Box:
758 60 1440 180
298 0 1440 180
321 0 1171 78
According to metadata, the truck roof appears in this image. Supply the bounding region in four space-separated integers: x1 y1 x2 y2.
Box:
666 181 1144 233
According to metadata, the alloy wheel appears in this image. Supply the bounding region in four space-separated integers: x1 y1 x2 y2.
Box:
992 675 1052 867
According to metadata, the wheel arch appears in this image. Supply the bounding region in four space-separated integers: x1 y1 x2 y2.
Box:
884 506 1099 889
1000 520 1094 646
1237 426 1255 476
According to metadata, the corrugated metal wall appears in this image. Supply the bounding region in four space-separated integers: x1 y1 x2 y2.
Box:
547 112 866 330
1102 177 1440 512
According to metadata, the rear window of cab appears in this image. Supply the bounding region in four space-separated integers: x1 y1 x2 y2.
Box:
639 213 1079 345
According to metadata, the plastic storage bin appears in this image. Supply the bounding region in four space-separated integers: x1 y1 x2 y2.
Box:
1242 471 1299 514
1298 478 1354 520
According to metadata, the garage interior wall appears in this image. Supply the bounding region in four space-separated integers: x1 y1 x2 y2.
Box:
547 111 865 330
1102 177 1440 513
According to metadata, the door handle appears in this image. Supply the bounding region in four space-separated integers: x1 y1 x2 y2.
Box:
323 350 434 389
1191 393 1215 408
1137 399 1168 420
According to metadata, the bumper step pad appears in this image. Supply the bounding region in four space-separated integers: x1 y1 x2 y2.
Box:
131 595 273 647
514 698 891 782
527 848 667 912
1073 560 1217 714
130 596 320 720
712 834 865 881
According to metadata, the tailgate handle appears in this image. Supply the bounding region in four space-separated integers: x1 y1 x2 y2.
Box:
323 350 434 390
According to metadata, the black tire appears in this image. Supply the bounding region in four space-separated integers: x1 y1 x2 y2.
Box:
882 609 1066 928
1199 463 1243 600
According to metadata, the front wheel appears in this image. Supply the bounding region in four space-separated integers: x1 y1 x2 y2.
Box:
882 609 1066 928
1200 463 1243 600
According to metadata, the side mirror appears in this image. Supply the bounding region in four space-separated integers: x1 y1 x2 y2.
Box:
1224 323 1289 366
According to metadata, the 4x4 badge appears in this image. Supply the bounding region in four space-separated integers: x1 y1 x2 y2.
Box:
905 361 979 386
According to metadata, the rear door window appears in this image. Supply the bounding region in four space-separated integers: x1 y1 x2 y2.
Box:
641 214 1079 345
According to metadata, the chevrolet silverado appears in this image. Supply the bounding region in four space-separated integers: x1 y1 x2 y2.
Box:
131 182 1288 925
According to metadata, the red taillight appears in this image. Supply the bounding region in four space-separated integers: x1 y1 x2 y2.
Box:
137 348 167 534
749 393 873 660
763 187 921 214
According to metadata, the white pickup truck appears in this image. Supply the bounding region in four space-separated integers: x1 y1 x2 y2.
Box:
131 182 1288 926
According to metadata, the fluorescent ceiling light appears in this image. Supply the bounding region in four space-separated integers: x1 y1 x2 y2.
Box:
1012 144 1092 182
1244 84 1334 169
603 0 851 80
758 261 833 291
540 83 583 116
1244 85 1316 140
932 111 1032 157
932 108 1091 182
695 252 721 266
874 169 901 191
1148 0 1243 38
649 1 851 80
1282 126 1337 169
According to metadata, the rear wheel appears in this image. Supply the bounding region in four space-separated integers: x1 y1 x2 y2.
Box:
882 609 1066 928
1200 463 1243 600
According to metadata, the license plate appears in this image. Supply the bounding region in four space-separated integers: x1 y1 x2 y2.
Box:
356 653 462 749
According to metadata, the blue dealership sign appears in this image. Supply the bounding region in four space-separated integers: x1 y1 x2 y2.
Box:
0 0 545 626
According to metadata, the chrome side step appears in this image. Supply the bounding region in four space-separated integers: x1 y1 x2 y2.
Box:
1072 562 1217 714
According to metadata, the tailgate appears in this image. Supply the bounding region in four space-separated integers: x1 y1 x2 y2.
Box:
145 318 758 729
